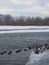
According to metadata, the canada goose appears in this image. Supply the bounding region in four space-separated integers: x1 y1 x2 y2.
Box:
23 48 29 51
28 47 32 50
33 48 39 54
0 50 7 55
0 52 4 55
8 51 12 55
16 49 22 53
46 45 49 50
33 46 39 54
38 47 43 52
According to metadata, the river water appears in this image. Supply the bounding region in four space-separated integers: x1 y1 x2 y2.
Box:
0 26 49 65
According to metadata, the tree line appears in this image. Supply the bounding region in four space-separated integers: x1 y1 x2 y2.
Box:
0 15 49 26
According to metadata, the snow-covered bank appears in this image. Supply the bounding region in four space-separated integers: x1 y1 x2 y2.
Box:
0 26 49 30
0 26 49 34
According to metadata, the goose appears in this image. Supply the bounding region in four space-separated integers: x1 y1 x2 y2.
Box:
16 49 22 53
33 46 39 54
23 48 29 51
28 47 32 50
7 51 12 55
46 45 49 50
38 47 43 52
0 52 4 55
33 48 39 54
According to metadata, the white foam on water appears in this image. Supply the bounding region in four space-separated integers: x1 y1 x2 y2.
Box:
26 50 49 65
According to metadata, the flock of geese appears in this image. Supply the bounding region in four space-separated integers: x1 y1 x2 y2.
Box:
0 44 49 55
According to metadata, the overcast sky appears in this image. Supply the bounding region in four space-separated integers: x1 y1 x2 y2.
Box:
0 0 49 17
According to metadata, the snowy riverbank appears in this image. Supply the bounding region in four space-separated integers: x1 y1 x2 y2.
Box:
0 26 49 30
0 26 49 34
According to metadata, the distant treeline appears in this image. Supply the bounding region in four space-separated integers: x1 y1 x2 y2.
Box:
0 15 49 26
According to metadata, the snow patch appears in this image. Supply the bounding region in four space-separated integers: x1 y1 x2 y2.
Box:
26 50 49 65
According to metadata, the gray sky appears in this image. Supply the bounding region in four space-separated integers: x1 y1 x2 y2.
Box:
0 0 49 17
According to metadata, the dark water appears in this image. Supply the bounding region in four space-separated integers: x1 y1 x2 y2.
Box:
0 32 49 49
0 32 49 65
